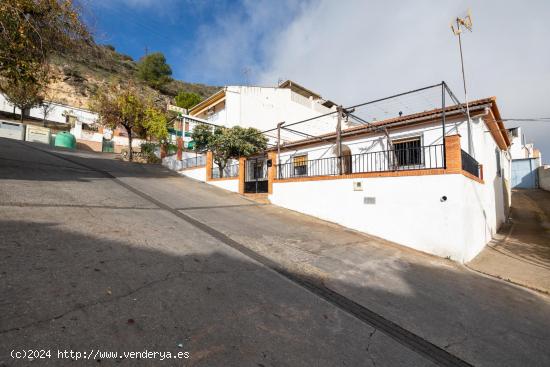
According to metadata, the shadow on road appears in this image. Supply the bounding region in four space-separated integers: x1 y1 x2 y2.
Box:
1 217 550 366
1 218 436 367
0 138 173 182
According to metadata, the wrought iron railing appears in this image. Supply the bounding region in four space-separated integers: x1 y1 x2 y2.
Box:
181 155 206 169
212 162 239 179
461 149 480 178
276 144 445 179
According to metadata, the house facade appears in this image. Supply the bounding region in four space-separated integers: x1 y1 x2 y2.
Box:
508 126 542 188
179 95 512 263
267 97 511 262
0 92 143 152
188 80 351 141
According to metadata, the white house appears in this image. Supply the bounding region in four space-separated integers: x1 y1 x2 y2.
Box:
176 92 513 262
0 92 143 152
188 80 351 142
508 126 542 188
266 97 511 262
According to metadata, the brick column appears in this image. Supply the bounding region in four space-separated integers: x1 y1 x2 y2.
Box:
206 151 213 181
238 157 246 194
267 151 276 194
444 134 462 173
176 138 183 161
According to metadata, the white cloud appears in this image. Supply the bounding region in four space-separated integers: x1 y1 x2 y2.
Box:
181 0 308 85
256 0 550 160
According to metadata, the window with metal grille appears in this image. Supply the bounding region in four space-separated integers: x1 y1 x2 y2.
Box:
392 137 422 166
293 154 308 176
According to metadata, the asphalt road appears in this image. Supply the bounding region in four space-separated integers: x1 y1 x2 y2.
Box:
1 138 550 366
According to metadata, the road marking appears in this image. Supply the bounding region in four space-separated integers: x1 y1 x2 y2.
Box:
20 142 473 367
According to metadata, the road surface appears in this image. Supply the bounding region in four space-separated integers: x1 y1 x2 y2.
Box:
1 138 550 366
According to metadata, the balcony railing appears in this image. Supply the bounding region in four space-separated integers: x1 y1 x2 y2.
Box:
461 149 481 178
212 162 239 179
276 144 445 179
181 155 206 169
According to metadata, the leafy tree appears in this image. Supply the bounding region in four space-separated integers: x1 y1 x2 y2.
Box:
3 78 44 123
192 124 268 177
137 52 172 89
92 84 168 161
143 107 168 141
175 91 202 110
0 0 90 93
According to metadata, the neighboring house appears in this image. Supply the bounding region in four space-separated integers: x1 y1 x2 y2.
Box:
508 127 542 188
0 92 143 153
189 80 352 141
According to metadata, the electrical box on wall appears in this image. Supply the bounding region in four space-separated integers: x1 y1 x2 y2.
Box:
364 197 376 205
353 181 363 191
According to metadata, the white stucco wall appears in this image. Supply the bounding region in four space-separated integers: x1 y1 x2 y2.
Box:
194 86 341 139
0 93 98 126
270 111 510 262
270 173 497 262
207 179 239 193
179 167 206 182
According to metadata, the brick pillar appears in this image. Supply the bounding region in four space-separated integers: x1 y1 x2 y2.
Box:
267 151 276 194
206 151 213 181
176 138 183 161
238 157 246 194
444 134 462 173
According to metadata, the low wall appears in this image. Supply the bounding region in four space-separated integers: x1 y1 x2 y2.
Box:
179 166 206 182
77 139 102 152
539 166 550 191
207 178 239 193
270 174 496 262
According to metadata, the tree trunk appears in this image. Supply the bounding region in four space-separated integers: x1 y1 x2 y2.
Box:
19 107 23 124
217 160 227 178
125 126 133 161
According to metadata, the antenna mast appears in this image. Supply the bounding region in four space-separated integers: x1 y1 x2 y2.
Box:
451 9 474 155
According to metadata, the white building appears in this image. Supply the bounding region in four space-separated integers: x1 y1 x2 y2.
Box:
189 80 350 141
0 92 98 127
176 95 513 263
0 92 143 152
267 97 511 262
508 126 542 188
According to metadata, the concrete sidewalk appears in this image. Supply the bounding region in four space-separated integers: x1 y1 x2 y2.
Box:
469 189 550 294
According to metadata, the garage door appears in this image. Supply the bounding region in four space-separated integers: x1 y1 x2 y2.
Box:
0 121 25 140
512 158 539 188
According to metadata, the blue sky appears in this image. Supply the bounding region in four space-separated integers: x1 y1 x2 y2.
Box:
88 0 305 86
87 0 550 161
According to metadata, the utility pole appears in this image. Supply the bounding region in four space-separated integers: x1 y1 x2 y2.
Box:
451 9 473 155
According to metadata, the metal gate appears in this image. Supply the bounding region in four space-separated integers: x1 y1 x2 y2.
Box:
245 157 268 193
512 158 539 188
102 138 115 153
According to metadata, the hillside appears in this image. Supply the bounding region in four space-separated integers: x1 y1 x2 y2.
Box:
45 43 219 110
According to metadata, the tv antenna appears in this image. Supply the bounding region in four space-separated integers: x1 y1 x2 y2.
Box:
242 67 251 86
451 9 474 155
